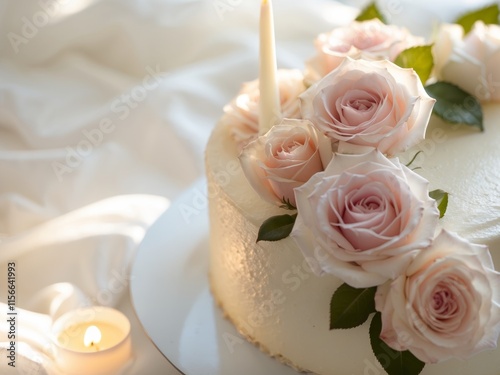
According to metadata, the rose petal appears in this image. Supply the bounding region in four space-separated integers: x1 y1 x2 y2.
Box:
301 58 434 155
225 69 307 148
375 230 500 363
305 20 424 83
291 149 439 288
435 21 500 102
240 119 333 206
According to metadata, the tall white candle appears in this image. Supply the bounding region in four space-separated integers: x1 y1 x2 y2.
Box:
259 0 281 134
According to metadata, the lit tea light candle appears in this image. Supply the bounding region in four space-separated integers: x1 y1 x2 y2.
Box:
259 0 281 134
52 307 132 375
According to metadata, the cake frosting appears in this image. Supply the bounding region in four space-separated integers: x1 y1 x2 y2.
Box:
205 8 500 375
206 103 500 375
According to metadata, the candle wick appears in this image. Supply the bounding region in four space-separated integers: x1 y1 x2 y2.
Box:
90 342 100 352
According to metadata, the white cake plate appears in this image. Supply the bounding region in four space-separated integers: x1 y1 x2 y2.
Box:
130 179 302 375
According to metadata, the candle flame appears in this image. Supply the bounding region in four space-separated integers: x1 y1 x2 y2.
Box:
84 325 102 348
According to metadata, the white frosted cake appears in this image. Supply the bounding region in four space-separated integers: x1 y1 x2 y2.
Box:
206 12 500 375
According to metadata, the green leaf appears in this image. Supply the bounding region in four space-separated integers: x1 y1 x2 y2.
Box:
330 283 376 329
257 213 297 242
454 4 499 34
425 81 484 131
370 312 426 375
394 45 434 84
355 2 386 23
429 189 449 218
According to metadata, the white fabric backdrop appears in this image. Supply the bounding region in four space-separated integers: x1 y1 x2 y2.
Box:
0 0 493 374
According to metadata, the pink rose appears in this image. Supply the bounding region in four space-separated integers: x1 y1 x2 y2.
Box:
300 58 435 156
239 119 332 207
434 21 500 102
291 149 439 288
221 69 306 150
305 19 424 83
375 230 500 363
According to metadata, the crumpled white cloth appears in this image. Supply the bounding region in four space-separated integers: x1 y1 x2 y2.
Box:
0 195 167 375
0 0 358 373
0 0 491 374
0 283 88 375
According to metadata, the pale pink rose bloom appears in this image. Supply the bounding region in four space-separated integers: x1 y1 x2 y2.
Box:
221 69 306 150
375 230 500 363
291 149 439 288
239 119 332 207
434 21 500 102
300 58 435 156
305 19 424 83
